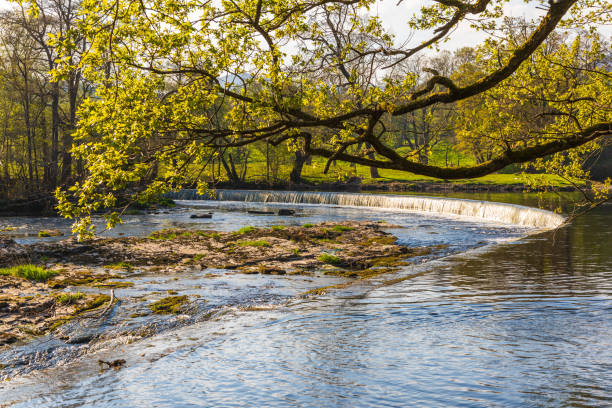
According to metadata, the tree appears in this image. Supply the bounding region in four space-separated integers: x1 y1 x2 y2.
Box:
0 0 88 200
46 0 611 235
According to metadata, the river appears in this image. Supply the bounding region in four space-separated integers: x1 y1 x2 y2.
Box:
0 192 610 407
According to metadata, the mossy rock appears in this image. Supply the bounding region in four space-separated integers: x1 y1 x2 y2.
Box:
148 295 189 315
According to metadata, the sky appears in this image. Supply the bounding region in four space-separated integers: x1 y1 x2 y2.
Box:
374 0 610 51
0 0 609 51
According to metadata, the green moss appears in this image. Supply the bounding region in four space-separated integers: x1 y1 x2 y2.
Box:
302 223 314 228
193 254 205 262
0 265 57 282
94 281 134 288
271 225 285 231
75 294 111 314
332 225 353 232
55 292 84 305
48 294 110 331
48 276 96 288
38 229 62 237
148 295 189 315
369 256 411 268
360 236 397 246
234 226 257 235
301 282 351 296
104 262 133 272
238 240 270 247
318 253 342 265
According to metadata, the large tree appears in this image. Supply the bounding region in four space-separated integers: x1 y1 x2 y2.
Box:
44 0 611 234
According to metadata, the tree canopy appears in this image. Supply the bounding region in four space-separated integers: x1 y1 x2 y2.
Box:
21 0 609 235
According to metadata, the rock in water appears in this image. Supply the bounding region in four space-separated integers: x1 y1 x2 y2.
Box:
98 359 126 370
277 209 295 216
190 213 213 219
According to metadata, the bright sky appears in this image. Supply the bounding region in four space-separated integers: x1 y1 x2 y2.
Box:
375 0 611 51
0 0 609 51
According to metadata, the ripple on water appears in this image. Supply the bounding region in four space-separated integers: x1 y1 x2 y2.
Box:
1 202 611 407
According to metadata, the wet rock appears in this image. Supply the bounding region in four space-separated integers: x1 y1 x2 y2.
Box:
0 333 18 345
277 209 295 216
190 213 213 219
67 333 95 344
248 210 274 214
38 229 63 238
98 359 126 370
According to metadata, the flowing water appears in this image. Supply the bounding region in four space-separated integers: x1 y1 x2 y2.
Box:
0 191 610 407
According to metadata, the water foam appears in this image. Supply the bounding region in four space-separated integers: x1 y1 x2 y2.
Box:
171 189 565 229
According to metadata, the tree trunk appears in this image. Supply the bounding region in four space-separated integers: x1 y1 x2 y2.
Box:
290 149 308 183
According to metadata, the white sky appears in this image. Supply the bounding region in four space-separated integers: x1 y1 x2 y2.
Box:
0 0 609 51
374 0 611 51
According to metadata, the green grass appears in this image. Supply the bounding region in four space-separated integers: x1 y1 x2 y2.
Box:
0 264 57 282
271 225 285 231
56 292 84 305
238 240 271 247
208 142 577 188
234 226 257 235
318 253 342 265
302 223 314 228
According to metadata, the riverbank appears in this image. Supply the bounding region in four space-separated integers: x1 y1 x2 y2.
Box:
0 176 579 217
0 221 436 350
210 178 578 193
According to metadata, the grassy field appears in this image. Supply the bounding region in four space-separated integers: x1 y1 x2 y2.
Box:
206 142 578 188
240 156 575 187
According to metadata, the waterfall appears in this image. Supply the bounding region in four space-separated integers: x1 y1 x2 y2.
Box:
171 189 565 229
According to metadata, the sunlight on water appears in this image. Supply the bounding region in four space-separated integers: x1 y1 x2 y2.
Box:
0 195 609 408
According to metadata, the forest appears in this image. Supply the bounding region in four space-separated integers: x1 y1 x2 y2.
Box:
0 0 609 231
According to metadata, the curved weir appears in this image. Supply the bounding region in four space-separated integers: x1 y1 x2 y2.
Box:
171 189 565 229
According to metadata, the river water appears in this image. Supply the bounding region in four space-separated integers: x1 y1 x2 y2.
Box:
0 192 610 407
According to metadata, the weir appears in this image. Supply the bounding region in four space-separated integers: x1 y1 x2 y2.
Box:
170 189 566 229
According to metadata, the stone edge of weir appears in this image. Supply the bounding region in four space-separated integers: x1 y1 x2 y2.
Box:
167 189 566 230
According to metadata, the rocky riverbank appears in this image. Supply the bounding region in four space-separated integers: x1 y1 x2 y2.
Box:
0 221 438 350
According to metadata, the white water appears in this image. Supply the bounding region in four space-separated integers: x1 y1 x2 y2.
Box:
171 189 565 229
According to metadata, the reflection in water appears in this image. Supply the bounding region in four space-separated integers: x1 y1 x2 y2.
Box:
0 201 610 407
